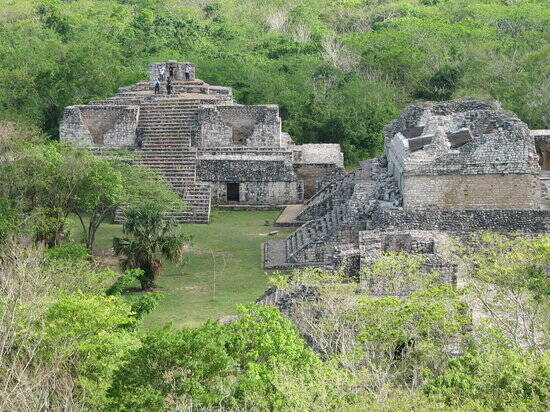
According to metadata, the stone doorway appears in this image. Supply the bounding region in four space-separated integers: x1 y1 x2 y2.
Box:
227 183 240 202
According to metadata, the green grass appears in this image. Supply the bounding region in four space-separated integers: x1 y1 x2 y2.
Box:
74 209 293 328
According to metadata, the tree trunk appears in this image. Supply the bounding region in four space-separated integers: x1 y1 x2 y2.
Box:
139 259 162 290
151 259 162 282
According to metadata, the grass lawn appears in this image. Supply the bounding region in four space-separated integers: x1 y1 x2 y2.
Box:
74 209 293 328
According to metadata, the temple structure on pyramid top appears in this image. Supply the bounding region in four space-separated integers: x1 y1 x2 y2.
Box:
60 60 344 223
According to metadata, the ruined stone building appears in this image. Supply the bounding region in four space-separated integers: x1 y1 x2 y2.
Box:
60 61 343 222
264 101 550 293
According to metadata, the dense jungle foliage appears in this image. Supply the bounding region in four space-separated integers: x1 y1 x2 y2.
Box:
1 1 549 410
1 203 549 410
1 127 549 410
0 0 548 163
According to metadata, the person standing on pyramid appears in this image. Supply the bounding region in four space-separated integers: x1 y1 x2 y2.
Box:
154 78 161 94
159 65 166 81
184 63 191 81
166 78 173 95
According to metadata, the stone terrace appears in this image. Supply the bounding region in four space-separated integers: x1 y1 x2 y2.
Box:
263 101 550 271
61 74 233 223
60 61 344 223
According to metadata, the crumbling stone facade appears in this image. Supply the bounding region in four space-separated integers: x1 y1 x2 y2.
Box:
196 105 282 147
59 61 344 222
263 101 550 287
384 101 541 210
59 105 139 147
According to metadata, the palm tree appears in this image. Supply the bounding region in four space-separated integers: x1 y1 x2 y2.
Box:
113 203 190 290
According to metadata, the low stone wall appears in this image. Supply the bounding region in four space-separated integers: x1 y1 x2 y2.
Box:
294 163 338 199
371 207 550 232
60 105 138 147
197 158 297 182
403 173 541 210
293 144 344 166
209 181 303 205
196 105 282 147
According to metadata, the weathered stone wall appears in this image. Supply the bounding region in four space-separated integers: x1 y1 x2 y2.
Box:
59 105 139 147
532 130 550 170
209 180 303 205
293 144 344 167
293 164 338 199
403 173 540 210
370 206 550 232
383 100 541 210
196 105 282 148
197 155 303 204
197 158 297 182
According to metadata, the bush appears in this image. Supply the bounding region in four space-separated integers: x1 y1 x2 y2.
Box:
46 243 90 261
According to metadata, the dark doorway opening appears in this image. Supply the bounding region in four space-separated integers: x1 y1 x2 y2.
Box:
227 183 240 202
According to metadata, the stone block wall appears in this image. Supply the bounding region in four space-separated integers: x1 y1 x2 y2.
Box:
196 105 282 148
197 158 297 182
532 130 550 170
149 61 196 81
197 156 303 205
371 207 550 232
60 105 139 147
293 164 338 199
293 144 344 166
403 173 541 210
383 100 541 210
209 180 303 205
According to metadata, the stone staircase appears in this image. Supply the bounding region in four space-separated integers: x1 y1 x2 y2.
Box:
135 97 217 223
285 203 350 263
265 160 377 268
296 160 375 222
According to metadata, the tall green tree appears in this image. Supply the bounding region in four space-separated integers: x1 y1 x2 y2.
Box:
0 138 183 251
113 203 190 290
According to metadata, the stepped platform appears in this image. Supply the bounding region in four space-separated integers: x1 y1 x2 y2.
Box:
60 60 345 225
134 94 222 223
275 205 304 227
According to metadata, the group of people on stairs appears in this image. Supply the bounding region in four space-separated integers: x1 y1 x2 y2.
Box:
154 63 192 95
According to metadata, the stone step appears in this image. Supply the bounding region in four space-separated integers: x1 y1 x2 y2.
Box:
139 110 197 115
140 104 201 108
141 138 191 141
141 149 193 154
142 168 196 173
141 145 191 149
139 119 194 123
142 137 191 141
140 159 196 164
139 130 193 135
139 128 191 132
138 153 196 158
142 138 191 143
141 152 192 156
140 125 193 128
141 136 191 140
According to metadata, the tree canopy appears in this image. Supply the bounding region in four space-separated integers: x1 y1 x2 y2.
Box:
0 0 547 163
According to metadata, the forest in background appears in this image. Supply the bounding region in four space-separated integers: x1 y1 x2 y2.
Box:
0 2 549 409
0 0 548 163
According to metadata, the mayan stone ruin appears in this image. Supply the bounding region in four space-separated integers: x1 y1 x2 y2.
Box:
263 100 550 294
60 61 344 223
